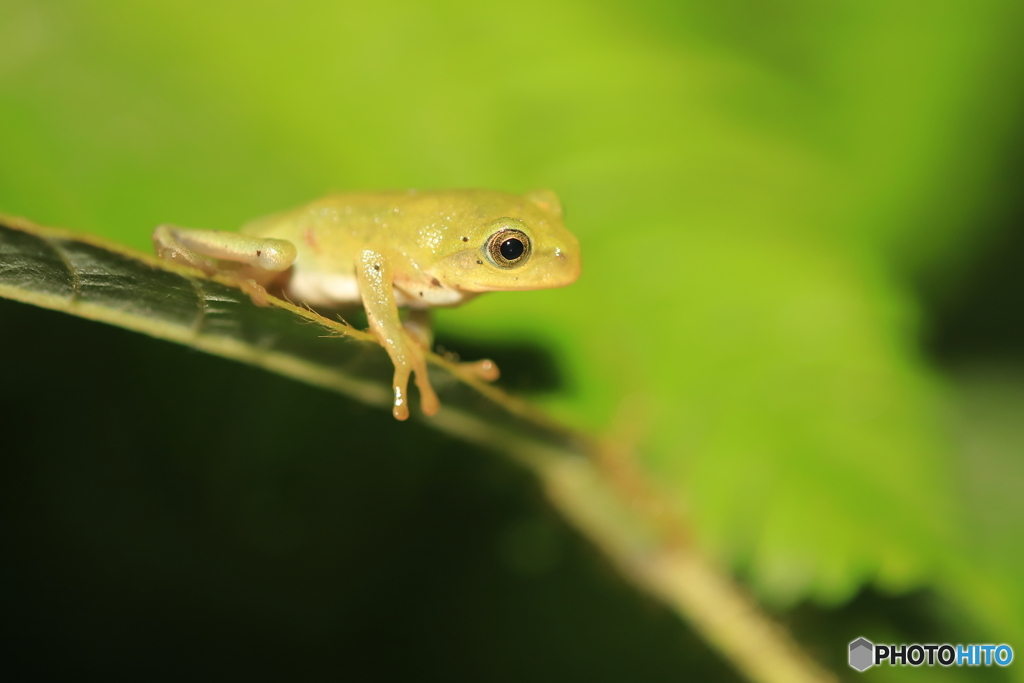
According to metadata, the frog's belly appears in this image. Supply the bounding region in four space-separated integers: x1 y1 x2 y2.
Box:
393 277 472 308
286 271 362 307
286 270 470 309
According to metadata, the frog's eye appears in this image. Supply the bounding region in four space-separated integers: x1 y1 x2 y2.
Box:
486 225 531 268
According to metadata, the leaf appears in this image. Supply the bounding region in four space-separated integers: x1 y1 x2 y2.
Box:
939 367 1024 650
0 214 836 683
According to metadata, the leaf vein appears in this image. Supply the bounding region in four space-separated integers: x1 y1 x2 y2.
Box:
40 236 82 303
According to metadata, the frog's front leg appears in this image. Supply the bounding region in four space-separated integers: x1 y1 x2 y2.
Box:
357 249 440 421
152 225 297 305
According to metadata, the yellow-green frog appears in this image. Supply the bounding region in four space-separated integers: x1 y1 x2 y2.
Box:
152 189 581 420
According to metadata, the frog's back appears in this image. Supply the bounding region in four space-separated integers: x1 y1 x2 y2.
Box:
261 190 558 273
242 189 534 236
239 194 389 274
240 193 395 243
240 189 533 264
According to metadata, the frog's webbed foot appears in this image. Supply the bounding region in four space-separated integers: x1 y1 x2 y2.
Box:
403 310 499 384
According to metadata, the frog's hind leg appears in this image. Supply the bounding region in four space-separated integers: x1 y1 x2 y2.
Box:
403 309 499 383
152 225 297 306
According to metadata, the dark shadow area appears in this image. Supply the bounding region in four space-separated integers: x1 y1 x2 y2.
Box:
433 333 566 394
0 298 734 683
924 216 1024 366
922 119 1024 367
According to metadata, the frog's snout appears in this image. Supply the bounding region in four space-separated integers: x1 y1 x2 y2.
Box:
550 243 582 286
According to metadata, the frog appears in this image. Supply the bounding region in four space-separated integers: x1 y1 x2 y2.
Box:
152 188 581 420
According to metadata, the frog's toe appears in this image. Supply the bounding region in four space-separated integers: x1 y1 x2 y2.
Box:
411 358 440 416
239 279 271 307
417 377 440 416
462 359 500 382
391 368 412 421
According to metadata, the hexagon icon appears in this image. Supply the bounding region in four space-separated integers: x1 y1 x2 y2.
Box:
849 637 874 671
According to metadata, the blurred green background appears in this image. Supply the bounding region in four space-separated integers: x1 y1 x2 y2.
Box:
2 1 1023 680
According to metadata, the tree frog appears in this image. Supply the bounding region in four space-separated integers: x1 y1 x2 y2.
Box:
152 189 581 420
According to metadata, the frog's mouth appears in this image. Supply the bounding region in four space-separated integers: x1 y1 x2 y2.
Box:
467 270 579 292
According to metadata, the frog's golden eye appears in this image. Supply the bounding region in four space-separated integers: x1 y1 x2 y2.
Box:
486 225 531 268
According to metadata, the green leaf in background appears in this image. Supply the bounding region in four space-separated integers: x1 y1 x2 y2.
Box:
3 0 1024 679
942 368 1024 650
